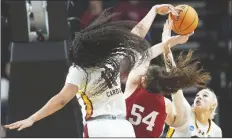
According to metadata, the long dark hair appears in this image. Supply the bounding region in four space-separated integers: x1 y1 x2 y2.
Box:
67 8 151 95
144 50 211 94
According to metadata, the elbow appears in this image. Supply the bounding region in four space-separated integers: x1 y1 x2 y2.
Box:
59 99 68 107
52 83 78 109
52 94 69 108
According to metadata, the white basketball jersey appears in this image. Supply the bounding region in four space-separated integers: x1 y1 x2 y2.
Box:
66 65 126 119
167 111 222 137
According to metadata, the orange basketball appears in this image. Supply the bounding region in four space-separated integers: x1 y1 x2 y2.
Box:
168 5 199 35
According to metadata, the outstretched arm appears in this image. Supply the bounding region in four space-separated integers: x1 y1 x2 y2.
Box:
4 84 78 131
131 4 177 38
4 66 85 131
124 4 177 98
124 20 191 98
127 4 178 84
30 84 78 122
130 6 157 38
164 47 192 127
162 20 192 127
124 40 174 99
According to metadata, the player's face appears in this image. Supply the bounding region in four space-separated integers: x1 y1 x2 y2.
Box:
193 89 214 111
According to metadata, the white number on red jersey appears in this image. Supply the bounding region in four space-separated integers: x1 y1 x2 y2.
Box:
128 104 159 131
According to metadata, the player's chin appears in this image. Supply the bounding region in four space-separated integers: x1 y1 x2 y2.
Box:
193 105 206 112
196 108 209 114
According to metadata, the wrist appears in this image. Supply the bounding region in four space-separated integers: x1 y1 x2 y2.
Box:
168 40 177 48
170 41 178 48
28 115 37 123
163 39 171 47
152 6 158 14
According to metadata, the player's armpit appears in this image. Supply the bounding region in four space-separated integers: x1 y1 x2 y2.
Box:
126 61 149 85
123 62 149 99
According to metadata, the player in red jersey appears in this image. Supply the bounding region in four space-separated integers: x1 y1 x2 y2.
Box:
125 15 211 137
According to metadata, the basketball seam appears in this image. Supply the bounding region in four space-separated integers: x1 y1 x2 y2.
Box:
179 5 189 30
180 14 197 32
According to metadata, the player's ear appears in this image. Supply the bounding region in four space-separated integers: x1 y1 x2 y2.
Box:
211 102 216 110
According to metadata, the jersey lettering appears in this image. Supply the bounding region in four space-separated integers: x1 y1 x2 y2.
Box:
101 68 117 88
128 104 159 131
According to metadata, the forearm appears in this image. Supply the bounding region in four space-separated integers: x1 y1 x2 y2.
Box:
164 63 192 127
29 94 67 122
147 42 169 62
171 90 191 127
163 44 176 72
163 47 191 127
131 42 166 76
131 6 157 38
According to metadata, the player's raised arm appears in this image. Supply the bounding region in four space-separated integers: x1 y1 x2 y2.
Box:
164 49 211 128
124 20 192 99
160 20 192 127
4 66 84 131
161 20 210 128
131 4 178 38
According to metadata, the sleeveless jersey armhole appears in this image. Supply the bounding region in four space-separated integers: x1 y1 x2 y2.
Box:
66 65 87 91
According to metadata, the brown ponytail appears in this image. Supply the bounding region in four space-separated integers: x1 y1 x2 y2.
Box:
144 50 211 94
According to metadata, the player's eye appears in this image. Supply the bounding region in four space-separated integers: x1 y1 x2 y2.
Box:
203 94 208 97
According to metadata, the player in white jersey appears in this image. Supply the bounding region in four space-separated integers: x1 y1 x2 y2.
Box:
166 88 222 138
4 6 179 137
4 9 145 137
66 64 134 137
162 26 222 137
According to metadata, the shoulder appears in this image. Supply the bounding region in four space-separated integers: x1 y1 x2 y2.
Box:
211 120 220 129
68 65 87 77
126 61 150 85
211 121 222 137
65 65 87 87
68 64 85 73
165 97 172 105
165 97 172 111
165 97 177 126
164 97 173 116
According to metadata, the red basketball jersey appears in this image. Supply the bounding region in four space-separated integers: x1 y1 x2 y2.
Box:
126 87 167 137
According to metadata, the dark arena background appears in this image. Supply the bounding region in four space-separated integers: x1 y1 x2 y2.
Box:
1 0 232 138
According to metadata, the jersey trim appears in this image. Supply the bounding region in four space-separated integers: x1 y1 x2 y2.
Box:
167 127 175 138
79 90 93 120
77 74 93 120
194 114 212 135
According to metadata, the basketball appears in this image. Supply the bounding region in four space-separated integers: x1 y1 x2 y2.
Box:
168 5 199 35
